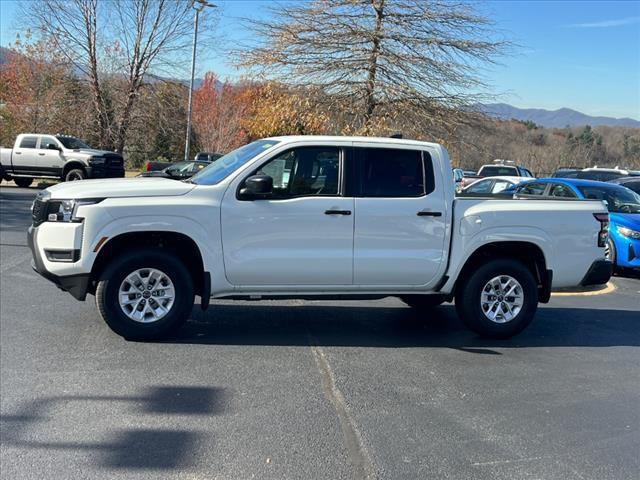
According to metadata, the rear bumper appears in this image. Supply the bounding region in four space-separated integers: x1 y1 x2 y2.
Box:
580 260 613 286
27 226 90 300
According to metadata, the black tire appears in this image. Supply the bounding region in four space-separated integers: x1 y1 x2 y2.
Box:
14 177 33 188
95 249 194 340
65 168 86 182
400 294 446 309
455 259 538 339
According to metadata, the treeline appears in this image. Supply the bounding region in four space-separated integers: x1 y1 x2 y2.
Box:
1 40 639 175
1 0 639 174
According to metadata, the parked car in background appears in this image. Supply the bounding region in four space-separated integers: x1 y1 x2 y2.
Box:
144 160 174 172
27 135 611 341
138 161 211 180
511 178 640 271
458 176 531 197
552 168 582 179
460 159 534 188
452 168 464 193
609 176 640 194
0 134 124 187
553 166 638 182
195 152 223 162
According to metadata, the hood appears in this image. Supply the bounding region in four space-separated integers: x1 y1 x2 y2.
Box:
610 212 640 230
44 177 196 200
69 148 121 158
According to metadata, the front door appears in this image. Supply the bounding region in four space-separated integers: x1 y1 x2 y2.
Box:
352 146 448 286
221 145 354 286
37 136 64 175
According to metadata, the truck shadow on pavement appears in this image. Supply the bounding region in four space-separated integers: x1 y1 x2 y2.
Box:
0 189 37 233
0 386 226 470
172 303 640 352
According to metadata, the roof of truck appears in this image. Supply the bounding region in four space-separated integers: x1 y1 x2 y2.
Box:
266 135 443 149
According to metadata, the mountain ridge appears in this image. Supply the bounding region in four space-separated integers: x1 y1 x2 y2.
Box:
480 102 640 129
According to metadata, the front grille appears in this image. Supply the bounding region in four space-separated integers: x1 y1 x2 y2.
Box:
32 199 47 227
104 153 123 166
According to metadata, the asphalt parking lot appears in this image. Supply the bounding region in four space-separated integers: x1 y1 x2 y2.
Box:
1 185 639 480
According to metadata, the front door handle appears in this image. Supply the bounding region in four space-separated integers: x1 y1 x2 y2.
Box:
325 209 351 215
417 210 442 217
38 153 45 156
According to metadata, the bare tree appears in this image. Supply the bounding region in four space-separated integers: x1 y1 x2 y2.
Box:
26 0 210 151
239 0 510 135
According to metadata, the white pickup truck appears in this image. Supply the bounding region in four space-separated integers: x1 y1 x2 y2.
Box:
1 133 125 187
27 136 612 340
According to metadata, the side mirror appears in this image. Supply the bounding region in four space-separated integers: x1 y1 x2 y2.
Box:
48 144 61 151
240 174 273 198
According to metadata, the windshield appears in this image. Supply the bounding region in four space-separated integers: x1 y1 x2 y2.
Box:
165 162 192 173
55 136 91 149
577 185 640 214
479 166 517 176
190 140 280 185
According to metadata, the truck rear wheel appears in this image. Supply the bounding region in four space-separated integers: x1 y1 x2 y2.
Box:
95 249 194 340
14 177 33 188
455 259 538 338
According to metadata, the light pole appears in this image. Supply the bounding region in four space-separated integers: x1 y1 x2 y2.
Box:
184 0 215 162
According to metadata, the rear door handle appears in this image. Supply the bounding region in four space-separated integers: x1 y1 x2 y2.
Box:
38 153 45 156
325 209 352 215
417 210 442 217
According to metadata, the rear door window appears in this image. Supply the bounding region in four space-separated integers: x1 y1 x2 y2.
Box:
19 136 38 149
357 148 431 197
518 182 547 195
549 184 576 198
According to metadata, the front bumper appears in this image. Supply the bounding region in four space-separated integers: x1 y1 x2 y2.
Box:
27 226 90 300
614 236 640 270
580 260 613 286
86 165 125 179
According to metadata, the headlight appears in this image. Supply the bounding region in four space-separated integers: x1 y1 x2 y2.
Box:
46 199 103 222
616 226 640 240
89 156 106 165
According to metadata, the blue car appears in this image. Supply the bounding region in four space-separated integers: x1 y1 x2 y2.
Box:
507 178 640 271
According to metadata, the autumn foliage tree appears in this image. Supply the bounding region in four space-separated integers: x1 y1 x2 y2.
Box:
242 82 328 139
0 34 86 145
191 72 251 154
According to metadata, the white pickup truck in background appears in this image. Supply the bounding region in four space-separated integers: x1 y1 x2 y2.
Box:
27 136 612 340
1 133 125 187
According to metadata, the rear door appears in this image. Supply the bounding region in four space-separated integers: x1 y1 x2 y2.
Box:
11 135 39 172
352 146 447 286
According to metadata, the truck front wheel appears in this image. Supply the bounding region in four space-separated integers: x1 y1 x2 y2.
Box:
455 259 538 338
95 249 194 340
65 168 86 181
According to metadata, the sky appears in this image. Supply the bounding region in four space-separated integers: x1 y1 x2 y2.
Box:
1 0 639 120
